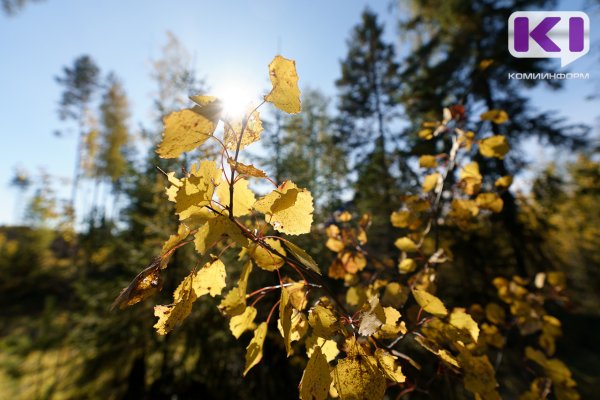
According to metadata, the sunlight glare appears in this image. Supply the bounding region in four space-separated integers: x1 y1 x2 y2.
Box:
215 82 257 119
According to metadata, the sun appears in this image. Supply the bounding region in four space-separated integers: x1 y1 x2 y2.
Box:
214 81 258 119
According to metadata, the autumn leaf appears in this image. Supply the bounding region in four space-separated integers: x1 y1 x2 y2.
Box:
476 193 504 213
173 257 227 299
219 261 253 317
480 109 509 124
306 335 339 362
227 158 268 178
249 238 286 271
374 306 407 339
449 308 480 342
479 135 509 159
175 160 222 221
394 237 418 252
399 258 417 274
265 55 301 114
253 180 314 235
215 177 255 217
495 175 513 189
223 110 264 150
279 286 294 356
458 349 501 400
333 357 386 400
157 107 218 158
358 296 386 337
243 322 268 376
375 349 406 383
282 240 321 275
422 172 440 193
412 288 448 317
308 305 338 338
299 346 331 400
111 257 162 310
460 162 482 195
230 306 257 339
194 216 249 255
419 155 438 168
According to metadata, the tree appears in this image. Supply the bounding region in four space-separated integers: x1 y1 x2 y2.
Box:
336 9 404 254
55 55 101 216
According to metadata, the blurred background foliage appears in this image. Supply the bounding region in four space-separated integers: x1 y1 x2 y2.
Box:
1 0 599 399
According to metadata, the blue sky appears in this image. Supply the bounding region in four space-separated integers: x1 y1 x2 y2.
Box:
0 0 598 225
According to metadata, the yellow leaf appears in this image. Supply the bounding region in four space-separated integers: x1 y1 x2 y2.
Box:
340 251 367 273
228 158 268 178
159 224 191 269
358 296 386 337
394 237 418 252
449 308 480 342
249 238 286 271
243 322 268 376
480 109 509 124
157 107 217 158
216 177 255 217
485 303 506 325
299 346 331 400
412 288 448 317
223 110 264 150
419 155 438 168
306 335 339 362
219 261 253 317
264 55 301 114
390 210 410 228
283 240 321 275
479 135 510 159
495 175 513 189
460 162 482 195
337 211 352 222
437 349 460 368
172 261 221 302
326 237 344 252
154 280 195 335
476 193 504 213
375 349 406 383
194 216 249 255
279 286 294 356
230 306 257 339
332 357 386 400
153 301 193 336
399 258 417 274
188 95 223 121
422 172 440 193
458 349 501 400
175 160 222 221
308 305 338 338
253 180 314 235
418 128 434 140
278 308 308 343
375 307 407 339
382 282 409 308
479 59 494 70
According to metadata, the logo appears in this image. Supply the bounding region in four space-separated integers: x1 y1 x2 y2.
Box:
508 11 590 67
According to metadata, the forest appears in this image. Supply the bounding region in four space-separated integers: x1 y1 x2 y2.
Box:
1 1 599 399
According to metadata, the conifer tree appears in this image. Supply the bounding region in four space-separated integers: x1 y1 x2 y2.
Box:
336 9 403 254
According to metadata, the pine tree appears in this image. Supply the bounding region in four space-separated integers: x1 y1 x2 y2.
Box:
55 55 101 217
336 9 403 255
